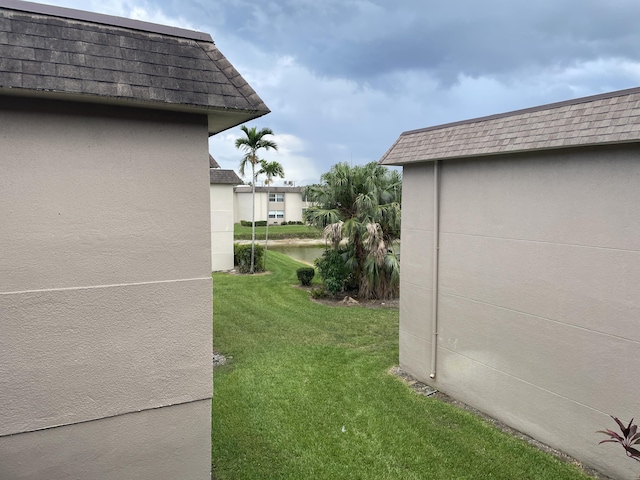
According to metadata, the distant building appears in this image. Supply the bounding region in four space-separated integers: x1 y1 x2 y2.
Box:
209 155 241 271
234 185 309 225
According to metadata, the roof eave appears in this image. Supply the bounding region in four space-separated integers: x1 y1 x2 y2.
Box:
0 86 270 135
380 138 640 166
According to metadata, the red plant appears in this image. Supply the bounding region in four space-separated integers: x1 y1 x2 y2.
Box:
598 416 640 462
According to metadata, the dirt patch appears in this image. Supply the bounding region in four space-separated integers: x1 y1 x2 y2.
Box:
389 367 612 480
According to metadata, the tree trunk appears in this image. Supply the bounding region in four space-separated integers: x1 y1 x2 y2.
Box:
250 162 256 274
264 181 270 271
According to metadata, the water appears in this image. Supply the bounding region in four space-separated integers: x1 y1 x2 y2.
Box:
268 242 400 265
267 244 326 265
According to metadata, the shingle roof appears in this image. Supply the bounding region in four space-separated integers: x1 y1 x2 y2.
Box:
234 185 304 194
379 86 640 165
210 168 241 185
0 0 270 134
209 155 221 168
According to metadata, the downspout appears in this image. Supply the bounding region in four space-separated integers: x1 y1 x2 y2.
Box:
430 160 440 379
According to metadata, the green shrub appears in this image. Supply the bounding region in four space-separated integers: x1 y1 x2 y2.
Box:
280 221 288 226
296 267 315 286
240 220 267 227
314 249 349 296
233 243 264 273
310 286 327 299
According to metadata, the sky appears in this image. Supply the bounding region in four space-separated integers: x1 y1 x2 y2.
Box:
44 0 640 185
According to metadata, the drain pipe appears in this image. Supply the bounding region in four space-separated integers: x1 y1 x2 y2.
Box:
430 160 440 379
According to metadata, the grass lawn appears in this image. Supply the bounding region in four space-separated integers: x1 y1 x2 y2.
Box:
234 223 321 240
211 252 593 480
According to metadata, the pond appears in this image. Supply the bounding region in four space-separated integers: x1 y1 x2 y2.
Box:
267 242 400 266
267 244 327 265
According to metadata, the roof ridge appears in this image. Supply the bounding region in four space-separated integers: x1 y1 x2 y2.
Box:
0 0 212 41
402 85 640 137
197 41 270 113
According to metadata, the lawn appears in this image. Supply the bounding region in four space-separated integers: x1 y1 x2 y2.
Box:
234 223 321 240
211 252 593 480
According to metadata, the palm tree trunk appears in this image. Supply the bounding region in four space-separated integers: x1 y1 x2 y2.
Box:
264 182 270 271
250 162 256 274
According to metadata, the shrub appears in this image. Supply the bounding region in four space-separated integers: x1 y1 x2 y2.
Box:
314 249 349 296
296 267 315 286
233 243 264 273
280 221 288 226
240 220 267 227
598 415 640 462
310 286 327 299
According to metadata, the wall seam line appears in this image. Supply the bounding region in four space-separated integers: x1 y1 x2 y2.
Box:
0 277 212 296
440 230 640 253
0 396 213 439
441 290 640 345
437 345 612 417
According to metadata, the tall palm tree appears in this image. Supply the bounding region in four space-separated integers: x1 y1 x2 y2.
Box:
235 125 278 273
258 160 285 270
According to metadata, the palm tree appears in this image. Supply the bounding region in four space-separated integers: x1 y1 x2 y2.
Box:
235 125 278 273
258 160 285 270
304 162 401 299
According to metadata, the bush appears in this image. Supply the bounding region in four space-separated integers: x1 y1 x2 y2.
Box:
314 249 349 296
296 267 315 286
280 221 288 226
310 286 327 299
240 220 267 227
233 243 264 273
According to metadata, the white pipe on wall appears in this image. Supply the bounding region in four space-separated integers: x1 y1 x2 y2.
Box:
430 160 440 379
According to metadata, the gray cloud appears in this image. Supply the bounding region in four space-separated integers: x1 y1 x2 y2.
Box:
163 0 640 87
46 0 640 183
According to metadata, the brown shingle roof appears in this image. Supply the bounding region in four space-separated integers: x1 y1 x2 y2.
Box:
379 86 640 165
234 185 304 194
209 155 221 168
210 168 241 185
0 0 270 133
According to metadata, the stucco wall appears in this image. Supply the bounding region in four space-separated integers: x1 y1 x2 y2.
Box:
0 97 213 480
400 145 640 480
234 190 268 223
210 184 235 271
284 193 304 223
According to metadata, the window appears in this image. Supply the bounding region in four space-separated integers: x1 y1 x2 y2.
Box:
269 193 284 202
268 210 284 219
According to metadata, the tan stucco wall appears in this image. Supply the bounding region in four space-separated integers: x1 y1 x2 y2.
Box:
400 146 640 480
284 193 304 223
234 190 268 223
210 183 235 271
0 98 213 479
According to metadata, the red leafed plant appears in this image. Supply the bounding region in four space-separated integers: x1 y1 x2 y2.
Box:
598 416 640 462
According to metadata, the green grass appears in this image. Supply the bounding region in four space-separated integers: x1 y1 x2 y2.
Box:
234 223 321 240
211 252 593 480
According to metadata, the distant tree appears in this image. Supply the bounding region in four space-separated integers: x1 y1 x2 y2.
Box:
304 162 401 299
235 126 278 273
258 160 285 270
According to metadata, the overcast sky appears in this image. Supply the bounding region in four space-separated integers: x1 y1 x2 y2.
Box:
46 0 640 185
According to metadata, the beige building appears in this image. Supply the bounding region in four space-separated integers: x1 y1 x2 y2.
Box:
380 87 640 480
0 2 268 479
234 185 308 225
209 156 242 271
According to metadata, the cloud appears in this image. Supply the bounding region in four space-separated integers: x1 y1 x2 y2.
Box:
208 131 321 187
41 0 640 185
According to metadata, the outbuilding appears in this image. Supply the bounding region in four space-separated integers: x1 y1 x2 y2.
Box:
0 1 269 479
209 155 242 271
380 87 640 480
